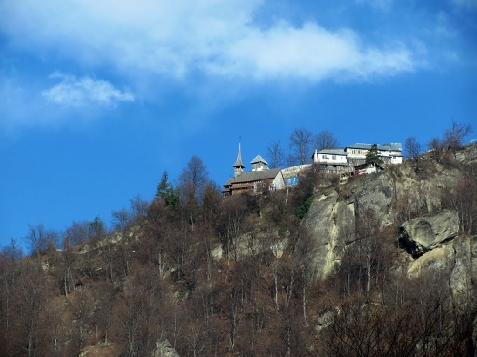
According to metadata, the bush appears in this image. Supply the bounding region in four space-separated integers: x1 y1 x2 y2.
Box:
295 195 314 219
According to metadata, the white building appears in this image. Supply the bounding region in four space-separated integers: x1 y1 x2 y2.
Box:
312 148 351 173
312 142 403 173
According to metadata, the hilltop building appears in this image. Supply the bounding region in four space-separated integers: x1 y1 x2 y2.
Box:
223 145 285 196
312 142 403 175
223 141 403 195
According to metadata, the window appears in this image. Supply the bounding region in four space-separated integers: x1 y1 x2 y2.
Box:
332 155 336 160
322 155 329 159
358 150 362 154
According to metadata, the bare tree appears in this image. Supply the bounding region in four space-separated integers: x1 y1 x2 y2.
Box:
428 137 445 163
289 127 313 165
64 221 90 246
444 119 472 150
178 156 210 200
111 209 133 230
444 177 477 234
405 136 422 173
428 120 472 162
266 140 286 168
314 130 339 151
24 224 58 257
129 194 149 220
405 136 421 160
178 156 211 229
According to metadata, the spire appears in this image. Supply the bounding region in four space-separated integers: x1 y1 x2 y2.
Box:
233 141 245 177
234 142 245 168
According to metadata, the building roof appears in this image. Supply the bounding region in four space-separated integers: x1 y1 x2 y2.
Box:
233 143 245 168
346 143 402 152
317 148 347 155
250 154 268 165
224 168 282 186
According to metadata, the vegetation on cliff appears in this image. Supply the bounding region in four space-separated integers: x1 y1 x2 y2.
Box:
0 123 476 357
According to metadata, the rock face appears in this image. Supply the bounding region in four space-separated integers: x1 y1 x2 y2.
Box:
399 210 459 256
151 339 179 357
303 189 355 279
303 145 475 282
449 235 477 307
353 173 394 226
303 172 394 279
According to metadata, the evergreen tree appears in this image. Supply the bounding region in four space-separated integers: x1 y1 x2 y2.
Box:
365 144 383 166
156 171 179 207
90 216 106 237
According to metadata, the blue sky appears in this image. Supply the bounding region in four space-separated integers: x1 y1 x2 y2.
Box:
1 0 476 248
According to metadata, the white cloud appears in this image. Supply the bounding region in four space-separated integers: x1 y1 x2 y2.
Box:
41 73 134 107
213 23 414 80
0 0 417 83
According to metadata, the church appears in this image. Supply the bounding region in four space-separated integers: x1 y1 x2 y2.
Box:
222 144 286 196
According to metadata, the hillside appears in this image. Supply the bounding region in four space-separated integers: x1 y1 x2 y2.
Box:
1 144 476 357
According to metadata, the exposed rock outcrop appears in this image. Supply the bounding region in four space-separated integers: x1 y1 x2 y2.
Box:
303 172 395 279
449 235 477 307
407 244 455 278
314 306 339 332
303 189 355 279
399 210 459 256
353 172 394 226
151 338 180 357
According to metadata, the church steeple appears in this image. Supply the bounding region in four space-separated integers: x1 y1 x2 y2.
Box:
233 142 245 178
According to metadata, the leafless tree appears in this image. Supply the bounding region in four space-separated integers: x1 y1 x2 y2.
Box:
24 224 58 257
111 209 133 230
64 221 90 246
267 140 286 168
314 130 339 151
428 137 445 163
443 119 472 150
130 194 149 220
404 136 421 160
178 156 210 201
178 156 211 229
289 127 313 165
444 177 477 234
405 136 423 173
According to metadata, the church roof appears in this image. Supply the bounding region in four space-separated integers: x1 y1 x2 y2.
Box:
250 154 268 165
224 168 281 186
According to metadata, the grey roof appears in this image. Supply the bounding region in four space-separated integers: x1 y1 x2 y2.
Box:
251 154 268 165
389 143 403 151
346 143 402 152
317 148 347 155
224 168 281 186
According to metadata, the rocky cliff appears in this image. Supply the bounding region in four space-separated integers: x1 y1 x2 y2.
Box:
303 144 477 300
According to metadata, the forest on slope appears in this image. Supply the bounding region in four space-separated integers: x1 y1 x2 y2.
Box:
0 123 476 357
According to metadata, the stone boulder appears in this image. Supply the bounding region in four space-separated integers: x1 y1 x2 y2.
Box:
151 339 179 357
399 210 459 256
407 244 455 278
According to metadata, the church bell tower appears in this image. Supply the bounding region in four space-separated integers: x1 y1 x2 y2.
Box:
233 142 245 178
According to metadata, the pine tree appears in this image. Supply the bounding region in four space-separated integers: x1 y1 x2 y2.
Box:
365 144 383 166
156 171 179 207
